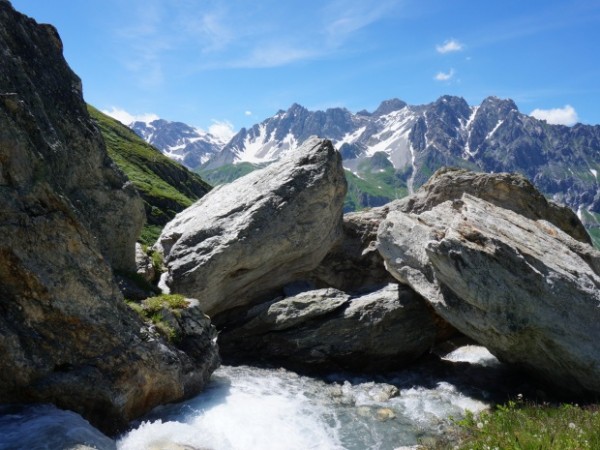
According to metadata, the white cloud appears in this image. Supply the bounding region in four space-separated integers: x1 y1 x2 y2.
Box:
233 45 318 68
245 110 253 116
101 107 159 125
530 105 578 126
436 39 463 54
434 69 455 81
208 120 235 142
324 0 397 44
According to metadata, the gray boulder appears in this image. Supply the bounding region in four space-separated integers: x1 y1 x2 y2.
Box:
219 283 437 372
392 167 590 244
378 193 600 395
155 137 347 318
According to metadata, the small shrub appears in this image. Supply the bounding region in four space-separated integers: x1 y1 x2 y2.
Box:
142 294 188 313
150 250 164 273
154 320 177 342
126 294 189 343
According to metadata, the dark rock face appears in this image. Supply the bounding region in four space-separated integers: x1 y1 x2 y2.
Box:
0 1 218 434
0 2 144 271
306 205 458 343
308 207 394 292
219 284 437 372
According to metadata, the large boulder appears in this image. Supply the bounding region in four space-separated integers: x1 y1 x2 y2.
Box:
218 283 437 372
155 137 347 319
306 203 458 343
0 2 218 434
393 167 590 244
378 193 600 395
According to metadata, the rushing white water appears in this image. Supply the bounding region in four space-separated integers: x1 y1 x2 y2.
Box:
0 345 524 450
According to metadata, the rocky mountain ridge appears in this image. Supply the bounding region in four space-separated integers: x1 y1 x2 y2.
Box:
214 97 598 199
134 97 600 243
130 118 226 169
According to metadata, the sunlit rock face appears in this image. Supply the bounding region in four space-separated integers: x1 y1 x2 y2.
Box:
378 172 600 396
0 1 218 434
156 137 347 319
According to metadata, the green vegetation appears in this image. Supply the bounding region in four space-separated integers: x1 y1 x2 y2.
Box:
88 105 211 245
434 401 600 449
579 209 600 248
344 166 408 212
142 294 189 313
139 225 163 248
197 161 265 185
126 294 189 342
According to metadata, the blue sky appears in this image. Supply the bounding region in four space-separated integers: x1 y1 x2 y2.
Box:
11 0 600 139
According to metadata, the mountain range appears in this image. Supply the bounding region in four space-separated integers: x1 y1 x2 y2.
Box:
90 107 211 245
128 95 600 245
130 119 225 169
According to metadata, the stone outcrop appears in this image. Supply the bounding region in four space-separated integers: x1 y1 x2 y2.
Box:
305 205 457 342
392 168 590 244
219 283 436 372
0 1 145 271
155 137 347 319
378 192 600 395
0 2 218 434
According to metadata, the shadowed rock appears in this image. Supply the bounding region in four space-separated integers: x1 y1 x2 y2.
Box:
219 283 437 372
0 2 218 434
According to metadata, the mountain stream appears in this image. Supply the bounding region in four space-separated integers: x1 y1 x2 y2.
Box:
0 344 536 450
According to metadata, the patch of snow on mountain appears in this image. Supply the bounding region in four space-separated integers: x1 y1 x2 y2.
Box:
335 126 366 147
163 151 185 161
379 108 414 132
365 109 416 171
486 120 504 141
407 141 417 195
462 106 479 158
235 124 272 164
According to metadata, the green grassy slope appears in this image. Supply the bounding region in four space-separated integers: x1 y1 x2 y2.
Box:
344 169 408 212
197 162 266 186
88 105 212 245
